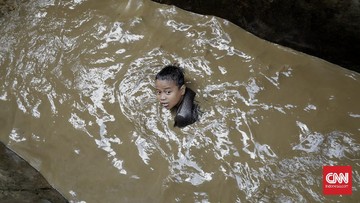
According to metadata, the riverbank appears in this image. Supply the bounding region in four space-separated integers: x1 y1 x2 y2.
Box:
0 142 68 203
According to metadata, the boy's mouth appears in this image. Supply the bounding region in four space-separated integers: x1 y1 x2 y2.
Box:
161 102 169 108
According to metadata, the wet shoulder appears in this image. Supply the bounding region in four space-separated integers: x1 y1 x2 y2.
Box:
174 88 199 128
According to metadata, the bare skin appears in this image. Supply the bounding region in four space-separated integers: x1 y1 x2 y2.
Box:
155 79 185 110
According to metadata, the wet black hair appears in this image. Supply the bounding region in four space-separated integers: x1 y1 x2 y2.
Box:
155 65 185 87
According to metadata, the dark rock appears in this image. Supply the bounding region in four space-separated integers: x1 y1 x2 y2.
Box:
0 142 68 203
152 0 360 73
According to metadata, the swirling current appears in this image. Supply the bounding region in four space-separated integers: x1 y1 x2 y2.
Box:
0 0 359 202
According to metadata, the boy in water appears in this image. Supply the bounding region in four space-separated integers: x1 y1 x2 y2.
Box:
155 64 198 128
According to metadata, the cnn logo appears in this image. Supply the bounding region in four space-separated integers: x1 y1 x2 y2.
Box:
325 172 349 184
323 166 352 195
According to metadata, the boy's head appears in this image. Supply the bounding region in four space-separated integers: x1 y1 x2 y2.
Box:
155 65 185 87
155 65 186 110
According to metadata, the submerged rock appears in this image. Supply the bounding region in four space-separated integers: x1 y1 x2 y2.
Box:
152 0 360 73
0 142 68 203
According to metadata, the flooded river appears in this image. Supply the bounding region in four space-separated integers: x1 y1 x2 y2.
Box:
0 0 359 202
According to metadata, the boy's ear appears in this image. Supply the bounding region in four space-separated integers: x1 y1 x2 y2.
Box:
180 85 186 95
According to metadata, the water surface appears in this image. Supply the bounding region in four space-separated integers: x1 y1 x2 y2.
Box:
0 0 359 202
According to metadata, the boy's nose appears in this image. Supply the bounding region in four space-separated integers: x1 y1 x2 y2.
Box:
160 94 166 100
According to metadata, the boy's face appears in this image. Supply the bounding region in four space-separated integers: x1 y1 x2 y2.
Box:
155 79 185 110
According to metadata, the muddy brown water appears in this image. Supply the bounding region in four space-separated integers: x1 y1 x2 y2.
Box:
0 0 359 202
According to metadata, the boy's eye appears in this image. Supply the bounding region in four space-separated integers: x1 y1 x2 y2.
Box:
165 91 171 95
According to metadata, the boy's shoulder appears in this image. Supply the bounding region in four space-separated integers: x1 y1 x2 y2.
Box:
174 87 198 128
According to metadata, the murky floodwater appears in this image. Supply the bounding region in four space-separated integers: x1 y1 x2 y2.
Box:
0 0 359 202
